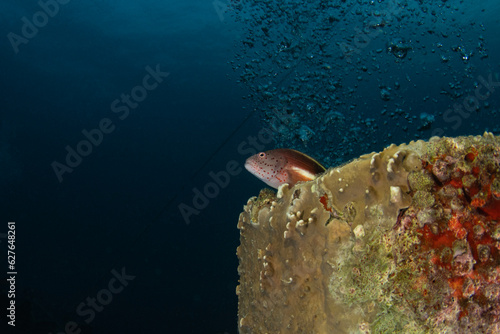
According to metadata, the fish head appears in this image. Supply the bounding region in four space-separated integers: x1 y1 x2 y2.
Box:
244 151 288 189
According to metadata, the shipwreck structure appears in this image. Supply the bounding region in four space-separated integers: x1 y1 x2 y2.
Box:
237 133 500 333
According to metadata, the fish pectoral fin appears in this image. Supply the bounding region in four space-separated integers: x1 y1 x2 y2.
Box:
289 166 316 182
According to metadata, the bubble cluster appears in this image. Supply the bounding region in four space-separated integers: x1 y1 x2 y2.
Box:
228 0 497 165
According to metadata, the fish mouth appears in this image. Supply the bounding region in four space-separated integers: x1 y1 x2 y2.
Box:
244 160 251 172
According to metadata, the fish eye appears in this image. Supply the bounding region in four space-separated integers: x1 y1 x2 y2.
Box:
258 152 266 158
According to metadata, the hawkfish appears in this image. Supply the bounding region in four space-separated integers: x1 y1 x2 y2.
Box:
244 148 326 189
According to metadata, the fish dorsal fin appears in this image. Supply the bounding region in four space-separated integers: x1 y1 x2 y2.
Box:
276 148 326 173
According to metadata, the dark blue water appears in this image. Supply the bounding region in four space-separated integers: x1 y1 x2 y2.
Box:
1 0 499 333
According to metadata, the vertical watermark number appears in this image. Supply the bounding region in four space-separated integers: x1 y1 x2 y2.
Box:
6 222 16 327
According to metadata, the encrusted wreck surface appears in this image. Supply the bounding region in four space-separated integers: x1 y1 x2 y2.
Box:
237 133 500 334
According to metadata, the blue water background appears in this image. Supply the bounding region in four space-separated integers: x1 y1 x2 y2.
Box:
0 0 499 333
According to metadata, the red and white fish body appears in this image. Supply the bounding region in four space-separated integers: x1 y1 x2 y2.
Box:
244 148 326 189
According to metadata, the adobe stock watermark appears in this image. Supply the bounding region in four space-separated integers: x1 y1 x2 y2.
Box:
51 64 169 183
432 72 500 137
338 0 403 60
178 127 275 224
7 0 71 54
212 0 230 22
49 267 135 334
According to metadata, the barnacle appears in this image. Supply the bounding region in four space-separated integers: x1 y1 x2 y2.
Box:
237 133 500 333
